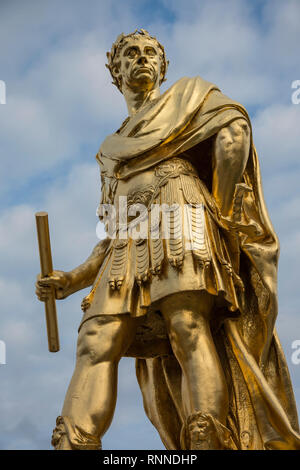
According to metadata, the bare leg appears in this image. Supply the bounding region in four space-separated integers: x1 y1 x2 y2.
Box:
159 291 228 424
54 314 138 449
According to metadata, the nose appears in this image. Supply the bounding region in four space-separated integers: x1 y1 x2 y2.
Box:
137 55 148 65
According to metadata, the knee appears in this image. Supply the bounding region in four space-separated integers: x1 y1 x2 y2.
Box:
76 318 128 365
167 312 208 358
215 119 250 159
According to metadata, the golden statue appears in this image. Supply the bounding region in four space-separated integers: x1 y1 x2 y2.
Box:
36 29 300 450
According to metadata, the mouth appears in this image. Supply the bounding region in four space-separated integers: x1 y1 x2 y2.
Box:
134 67 152 74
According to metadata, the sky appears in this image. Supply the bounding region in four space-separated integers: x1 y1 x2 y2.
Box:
0 0 300 450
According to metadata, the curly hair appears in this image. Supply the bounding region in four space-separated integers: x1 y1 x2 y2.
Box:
106 29 169 93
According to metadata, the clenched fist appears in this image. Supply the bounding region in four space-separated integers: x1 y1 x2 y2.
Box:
35 270 72 301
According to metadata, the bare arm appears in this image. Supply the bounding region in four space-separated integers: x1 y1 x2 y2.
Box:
212 118 250 217
212 118 262 238
36 237 111 301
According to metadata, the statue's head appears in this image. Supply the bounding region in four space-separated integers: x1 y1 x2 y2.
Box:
106 29 169 94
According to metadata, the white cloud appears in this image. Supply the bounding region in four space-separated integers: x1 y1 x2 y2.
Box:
0 0 300 450
253 104 300 171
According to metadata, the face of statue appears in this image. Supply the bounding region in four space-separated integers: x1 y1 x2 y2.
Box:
116 36 162 92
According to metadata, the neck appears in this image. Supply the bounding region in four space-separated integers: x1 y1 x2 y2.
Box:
122 84 160 116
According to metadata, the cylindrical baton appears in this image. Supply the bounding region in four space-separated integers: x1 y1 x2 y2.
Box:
35 211 60 352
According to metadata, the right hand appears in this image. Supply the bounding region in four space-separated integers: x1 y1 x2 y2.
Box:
35 270 72 301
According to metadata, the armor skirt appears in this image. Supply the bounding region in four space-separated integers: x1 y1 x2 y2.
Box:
79 158 244 328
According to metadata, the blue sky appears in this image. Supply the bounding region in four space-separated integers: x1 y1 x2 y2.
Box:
0 0 300 450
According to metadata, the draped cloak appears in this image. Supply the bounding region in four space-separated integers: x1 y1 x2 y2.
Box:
97 76 300 450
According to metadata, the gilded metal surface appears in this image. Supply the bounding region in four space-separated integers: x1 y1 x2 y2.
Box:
36 29 300 450
35 212 60 352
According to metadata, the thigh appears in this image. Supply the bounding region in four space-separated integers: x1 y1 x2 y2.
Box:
77 314 139 363
158 291 215 354
159 291 215 325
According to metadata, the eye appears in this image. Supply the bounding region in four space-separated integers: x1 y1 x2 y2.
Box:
145 47 156 56
126 48 138 58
